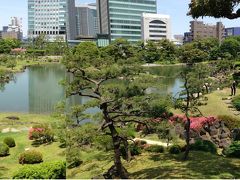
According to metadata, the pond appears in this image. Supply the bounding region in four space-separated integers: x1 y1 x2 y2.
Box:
0 64 184 114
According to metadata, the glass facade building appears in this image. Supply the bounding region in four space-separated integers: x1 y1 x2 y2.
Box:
76 3 99 38
28 0 77 41
97 0 157 42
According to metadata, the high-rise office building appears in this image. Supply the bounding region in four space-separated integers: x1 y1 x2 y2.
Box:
28 0 77 41
97 0 157 42
141 13 171 43
76 3 99 38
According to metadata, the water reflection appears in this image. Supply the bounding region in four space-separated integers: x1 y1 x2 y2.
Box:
0 64 184 114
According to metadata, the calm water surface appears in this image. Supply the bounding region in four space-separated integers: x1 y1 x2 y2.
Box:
0 64 184 114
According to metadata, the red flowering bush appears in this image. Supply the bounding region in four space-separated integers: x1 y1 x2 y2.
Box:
28 128 44 140
28 124 54 145
169 115 217 131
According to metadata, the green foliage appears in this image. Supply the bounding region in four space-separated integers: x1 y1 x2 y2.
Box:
220 38 240 58
0 38 21 54
103 38 134 62
233 95 240 111
66 147 82 169
6 59 17 69
0 143 9 157
190 140 217 154
157 39 177 62
189 0 240 19
30 123 54 145
120 143 142 159
26 49 46 56
217 115 239 130
45 37 67 55
94 134 114 151
179 43 208 63
18 150 43 164
3 137 16 148
168 145 181 154
13 161 66 179
145 98 171 118
145 145 164 153
224 141 240 158
139 41 160 63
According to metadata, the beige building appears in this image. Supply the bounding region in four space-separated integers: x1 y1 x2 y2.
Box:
2 31 22 40
190 21 225 42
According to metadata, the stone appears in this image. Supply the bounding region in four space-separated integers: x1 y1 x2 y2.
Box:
201 135 211 141
6 116 20 120
222 127 231 134
210 129 218 136
220 133 229 139
219 139 231 148
213 121 220 128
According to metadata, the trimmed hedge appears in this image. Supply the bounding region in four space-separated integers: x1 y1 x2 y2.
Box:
145 145 164 153
3 137 16 148
190 140 217 154
19 150 43 164
224 141 240 158
232 95 240 111
13 161 66 179
0 143 9 157
169 145 181 154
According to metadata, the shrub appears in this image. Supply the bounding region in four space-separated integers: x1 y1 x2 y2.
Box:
13 161 66 179
145 145 164 153
218 115 239 130
19 150 43 164
29 124 54 145
190 140 217 154
224 141 240 158
66 148 82 169
169 145 181 154
120 143 142 159
232 95 240 111
0 143 9 157
3 137 16 148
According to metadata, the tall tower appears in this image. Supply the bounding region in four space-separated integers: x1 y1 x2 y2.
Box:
28 0 77 41
97 0 157 42
76 3 99 38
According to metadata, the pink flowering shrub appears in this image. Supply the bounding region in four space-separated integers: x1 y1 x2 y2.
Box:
28 128 44 140
28 124 54 144
169 115 217 131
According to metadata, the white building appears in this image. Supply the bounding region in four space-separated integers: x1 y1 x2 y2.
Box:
141 13 171 43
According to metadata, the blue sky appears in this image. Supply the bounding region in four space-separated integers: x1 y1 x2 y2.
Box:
0 0 240 37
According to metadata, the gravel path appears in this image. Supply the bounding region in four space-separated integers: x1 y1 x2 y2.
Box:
134 138 171 147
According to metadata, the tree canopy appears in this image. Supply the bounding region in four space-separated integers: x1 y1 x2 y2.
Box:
189 0 240 19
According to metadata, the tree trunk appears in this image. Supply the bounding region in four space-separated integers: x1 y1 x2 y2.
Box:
123 138 132 162
101 103 128 179
183 117 191 160
108 124 129 179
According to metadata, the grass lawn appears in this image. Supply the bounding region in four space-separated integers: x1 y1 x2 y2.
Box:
172 88 240 122
0 113 59 132
70 150 240 179
198 88 240 120
0 59 59 73
0 113 64 179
